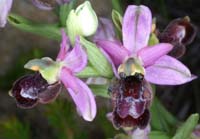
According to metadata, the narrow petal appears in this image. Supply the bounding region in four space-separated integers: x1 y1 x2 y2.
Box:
60 68 97 121
145 55 197 85
96 40 129 66
99 47 119 78
93 17 115 41
0 0 13 27
122 5 152 54
137 43 173 67
31 0 55 10
57 29 70 61
63 36 87 73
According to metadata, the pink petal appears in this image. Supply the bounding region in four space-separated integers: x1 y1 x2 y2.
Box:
137 43 173 67
57 29 70 61
96 40 129 66
60 68 97 121
93 17 115 41
0 0 13 27
145 55 197 85
131 125 150 139
99 47 119 78
122 5 152 54
63 36 87 73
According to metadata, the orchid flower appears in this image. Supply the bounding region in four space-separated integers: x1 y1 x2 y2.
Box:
96 5 196 131
96 5 196 85
0 0 13 27
11 30 96 121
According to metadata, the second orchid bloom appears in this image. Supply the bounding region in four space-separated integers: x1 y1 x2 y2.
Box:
11 30 97 122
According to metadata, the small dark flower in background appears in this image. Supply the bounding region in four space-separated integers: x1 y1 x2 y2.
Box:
10 73 61 108
108 73 152 129
158 16 197 58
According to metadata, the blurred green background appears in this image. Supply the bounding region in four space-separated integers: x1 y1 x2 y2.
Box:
0 0 199 138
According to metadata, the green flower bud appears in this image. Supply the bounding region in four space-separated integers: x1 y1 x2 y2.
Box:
66 1 98 44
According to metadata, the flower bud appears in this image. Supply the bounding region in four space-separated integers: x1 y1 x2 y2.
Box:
10 73 61 108
66 1 98 43
158 16 197 58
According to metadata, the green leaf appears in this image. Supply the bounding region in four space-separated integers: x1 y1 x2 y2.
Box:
80 37 113 78
89 84 110 98
0 117 30 139
76 66 100 78
149 131 171 139
111 0 123 15
150 97 178 133
59 0 77 27
114 133 131 139
112 10 122 40
8 14 61 40
172 114 199 139
46 99 88 139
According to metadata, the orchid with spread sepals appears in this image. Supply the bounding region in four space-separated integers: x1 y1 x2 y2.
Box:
17 30 96 122
96 5 196 85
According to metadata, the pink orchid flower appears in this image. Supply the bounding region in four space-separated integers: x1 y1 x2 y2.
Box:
0 0 13 27
96 5 196 85
12 30 97 121
57 30 96 121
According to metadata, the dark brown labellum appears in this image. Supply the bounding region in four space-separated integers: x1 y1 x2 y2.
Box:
11 73 61 108
113 109 150 129
108 73 152 129
158 17 197 58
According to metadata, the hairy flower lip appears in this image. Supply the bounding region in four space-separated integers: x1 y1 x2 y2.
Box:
11 73 61 108
111 109 150 129
109 73 152 129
